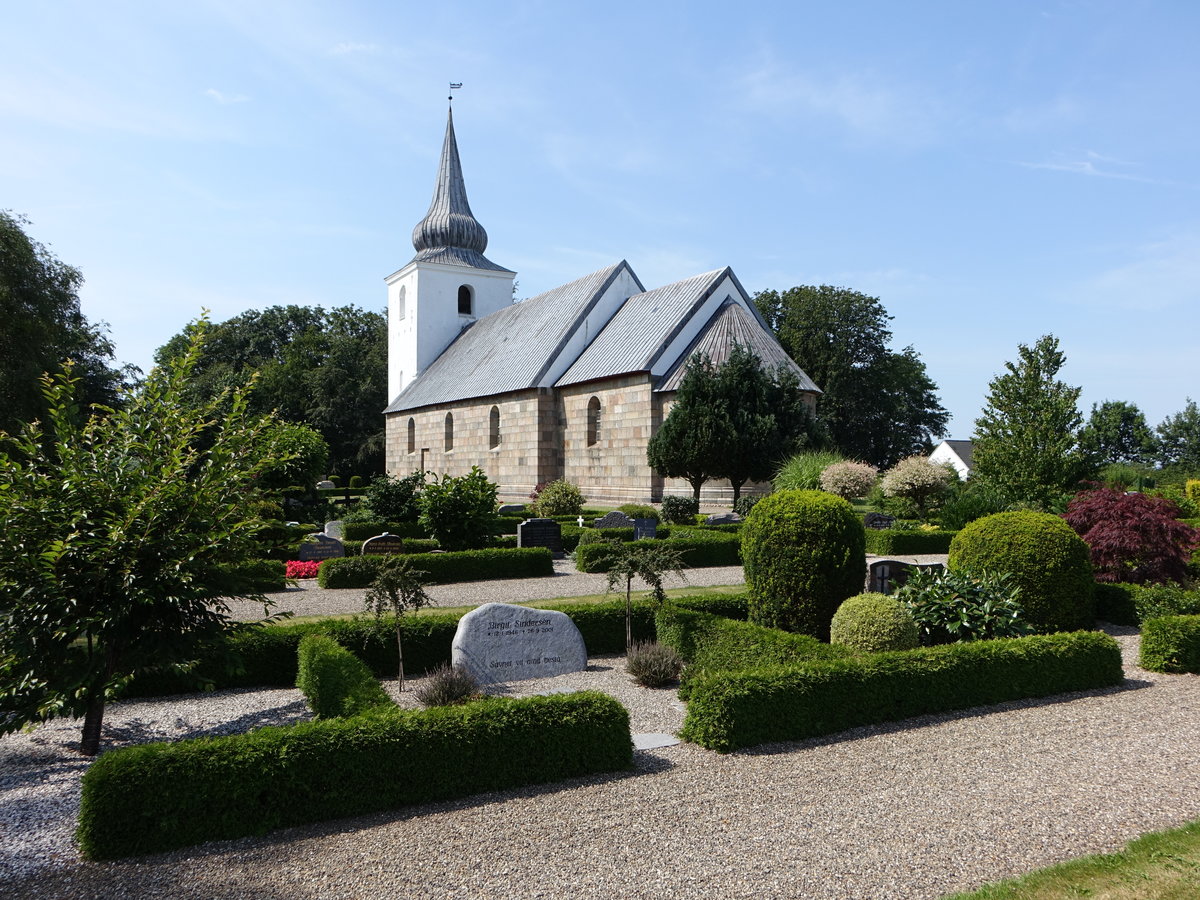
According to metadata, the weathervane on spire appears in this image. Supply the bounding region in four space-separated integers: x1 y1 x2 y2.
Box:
448 82 462 103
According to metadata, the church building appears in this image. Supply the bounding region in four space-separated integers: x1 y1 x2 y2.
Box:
383 107 821 504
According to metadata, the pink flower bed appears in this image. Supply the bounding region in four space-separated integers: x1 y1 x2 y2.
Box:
286 560 321 579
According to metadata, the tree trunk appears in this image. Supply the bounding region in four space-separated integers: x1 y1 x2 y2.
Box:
731 480 745 506
80 693 106 756
690 478 704 503
396 626 406 692
625 577 633 654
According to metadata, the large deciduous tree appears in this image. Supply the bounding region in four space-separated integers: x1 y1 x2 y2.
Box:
0 211 127 434
1156 399 1200 471
0 323 287 755
154 304 386 477
1079 400 1156 465
972 334 1090 507
753 285 948 468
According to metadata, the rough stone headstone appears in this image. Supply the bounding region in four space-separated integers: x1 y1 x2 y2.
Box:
316 480 335 490
324 520 344 540
497 503 527 516
863 512 896 530
593 510 634 529
704 512 742 526
362 533 406 555
452 602 588 684
517 517 564 554
633 518 658 540
297 533 345 562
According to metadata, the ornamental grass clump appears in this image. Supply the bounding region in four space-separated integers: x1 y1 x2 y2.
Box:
626 641 683 687
829 593 919 652
895 567 1033 644
773 450 845 491
414 664 481 706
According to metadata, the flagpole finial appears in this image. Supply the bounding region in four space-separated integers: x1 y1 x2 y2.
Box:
448 82 462 104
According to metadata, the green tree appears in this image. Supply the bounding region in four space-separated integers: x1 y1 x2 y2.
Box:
363 558 433 691
0 211 128 434
603 542 686 652
0 322 287 755
1156 399 1200 471
972 335 1090 507
646 354 728 501
154 304 387 476
418 467 499 550
753 285 948 468
1079 400 1156 465
257 421 329 493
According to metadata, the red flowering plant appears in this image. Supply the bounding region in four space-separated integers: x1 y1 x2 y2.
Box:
1064 485 1200 584
285 560 321 579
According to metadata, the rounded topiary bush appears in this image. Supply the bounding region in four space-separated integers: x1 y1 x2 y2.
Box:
948 510 1094 633
830 593 919 652
742 489 866 639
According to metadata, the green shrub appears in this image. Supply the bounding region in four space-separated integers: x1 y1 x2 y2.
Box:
661 495 699 525
626 641 683 687
948 510 1094 633
349 475 364 489
295 634 393 719
741 489 866 639
364 471 424 522
1093 583 1139 626
938 481 1013 531
577 526 670 545
680 631 1124 752
733 495 761 518
830 593 920 653
77 692 633 860
773 450 844 491
863 528 956 555
530 479 586 517
618 503 660 522
211 558 287 593
414 664 481 706
342 521 427 541
317 548 553 588
419 467 498 550
896 567 1033 644
1140 615 1200 673
575 531 739 572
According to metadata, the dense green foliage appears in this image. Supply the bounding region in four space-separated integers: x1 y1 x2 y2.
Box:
659 495 698 524
76 692 633 860
576 531 740 572
862 528 956 555
896 568 1033 644
362 470 425 522
317 548 553 588
0 211 126 434
880 455 956 520
679 631 1123 752
618 503 660 522
530 478 586 516
418 467 498 550
154 304 387 476
829 593 920 652
340 521 428 541
949 511 1095 633
0 322 287 754
741 490 866 639
1139 615 1200 674
753 285 948 468
1079 400 1157 465
1093 582 1200 626
773 450 845 491
295 634 393 718
256 422 329 493
972 335 1090 507
937 481 1013 531
1156 399 1200 469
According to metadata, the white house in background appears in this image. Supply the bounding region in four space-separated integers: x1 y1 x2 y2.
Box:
930 440 974 480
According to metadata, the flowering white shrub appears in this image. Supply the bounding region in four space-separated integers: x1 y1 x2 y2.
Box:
819 461 878 500
880 455 956 517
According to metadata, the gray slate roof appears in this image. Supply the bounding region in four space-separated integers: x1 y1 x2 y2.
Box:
384 261 637 412
941 439 975 469
656 299 821 393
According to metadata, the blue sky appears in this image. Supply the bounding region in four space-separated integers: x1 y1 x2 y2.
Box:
3 0 1197 437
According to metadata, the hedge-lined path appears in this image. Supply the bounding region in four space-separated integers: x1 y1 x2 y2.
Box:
239 554 950 620
6 625 1200 899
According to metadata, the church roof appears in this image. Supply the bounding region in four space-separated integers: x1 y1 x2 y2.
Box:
410 107 512 273
655 299 822 393
555 268 730 387
383 261 638 412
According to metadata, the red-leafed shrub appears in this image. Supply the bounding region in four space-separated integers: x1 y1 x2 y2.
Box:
1064 486 1200 585
286 560 321 579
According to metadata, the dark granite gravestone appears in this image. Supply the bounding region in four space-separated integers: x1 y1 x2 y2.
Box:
863 512 896 530
497 503 527 516
517 518 564 554
361 533 406 555
633 518 658 540
868 559 945 594
452 602 588 683
297 533 345 562
593 510 634 529
705 512 742 526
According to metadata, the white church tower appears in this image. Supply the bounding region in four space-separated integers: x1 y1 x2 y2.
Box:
385 104 516 402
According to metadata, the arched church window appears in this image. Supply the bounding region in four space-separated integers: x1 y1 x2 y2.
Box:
444 412 454 451
489 406 501 449
407 417 415 454
457 284 473 315
398 285 406 319
586 396 601 447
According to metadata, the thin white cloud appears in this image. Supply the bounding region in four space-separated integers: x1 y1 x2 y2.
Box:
329 41 379 56
1066 232 1200 312
204 88 249 105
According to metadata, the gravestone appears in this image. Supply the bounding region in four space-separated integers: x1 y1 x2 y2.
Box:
324 520 344 540
593 510 633 529
867 559 945 594
633 518 658 540
705 512 742 526
316 480 335 490
863 512 896 530
497 503 526 516
452 602 588 683
362 533 406 555
518 518 564 554
297 533 345 562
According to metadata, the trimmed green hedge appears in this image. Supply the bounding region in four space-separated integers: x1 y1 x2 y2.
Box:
341 521 426 541
656 607 850 698
213 558 287 593
1139 615 1200 673
1093 582 1200 626
296 634 393 718
77 692 633 860
679 630 1124 751
577 526 671 545
575 531 740 573
864 528 956 555
317 548 554 588
124 593 751 698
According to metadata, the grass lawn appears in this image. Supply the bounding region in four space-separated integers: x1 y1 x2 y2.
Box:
943 818 1200 899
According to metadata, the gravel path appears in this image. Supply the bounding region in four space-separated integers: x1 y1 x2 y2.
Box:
4 624 1198 900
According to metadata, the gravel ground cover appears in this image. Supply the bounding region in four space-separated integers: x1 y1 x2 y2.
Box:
4 626 1198 900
